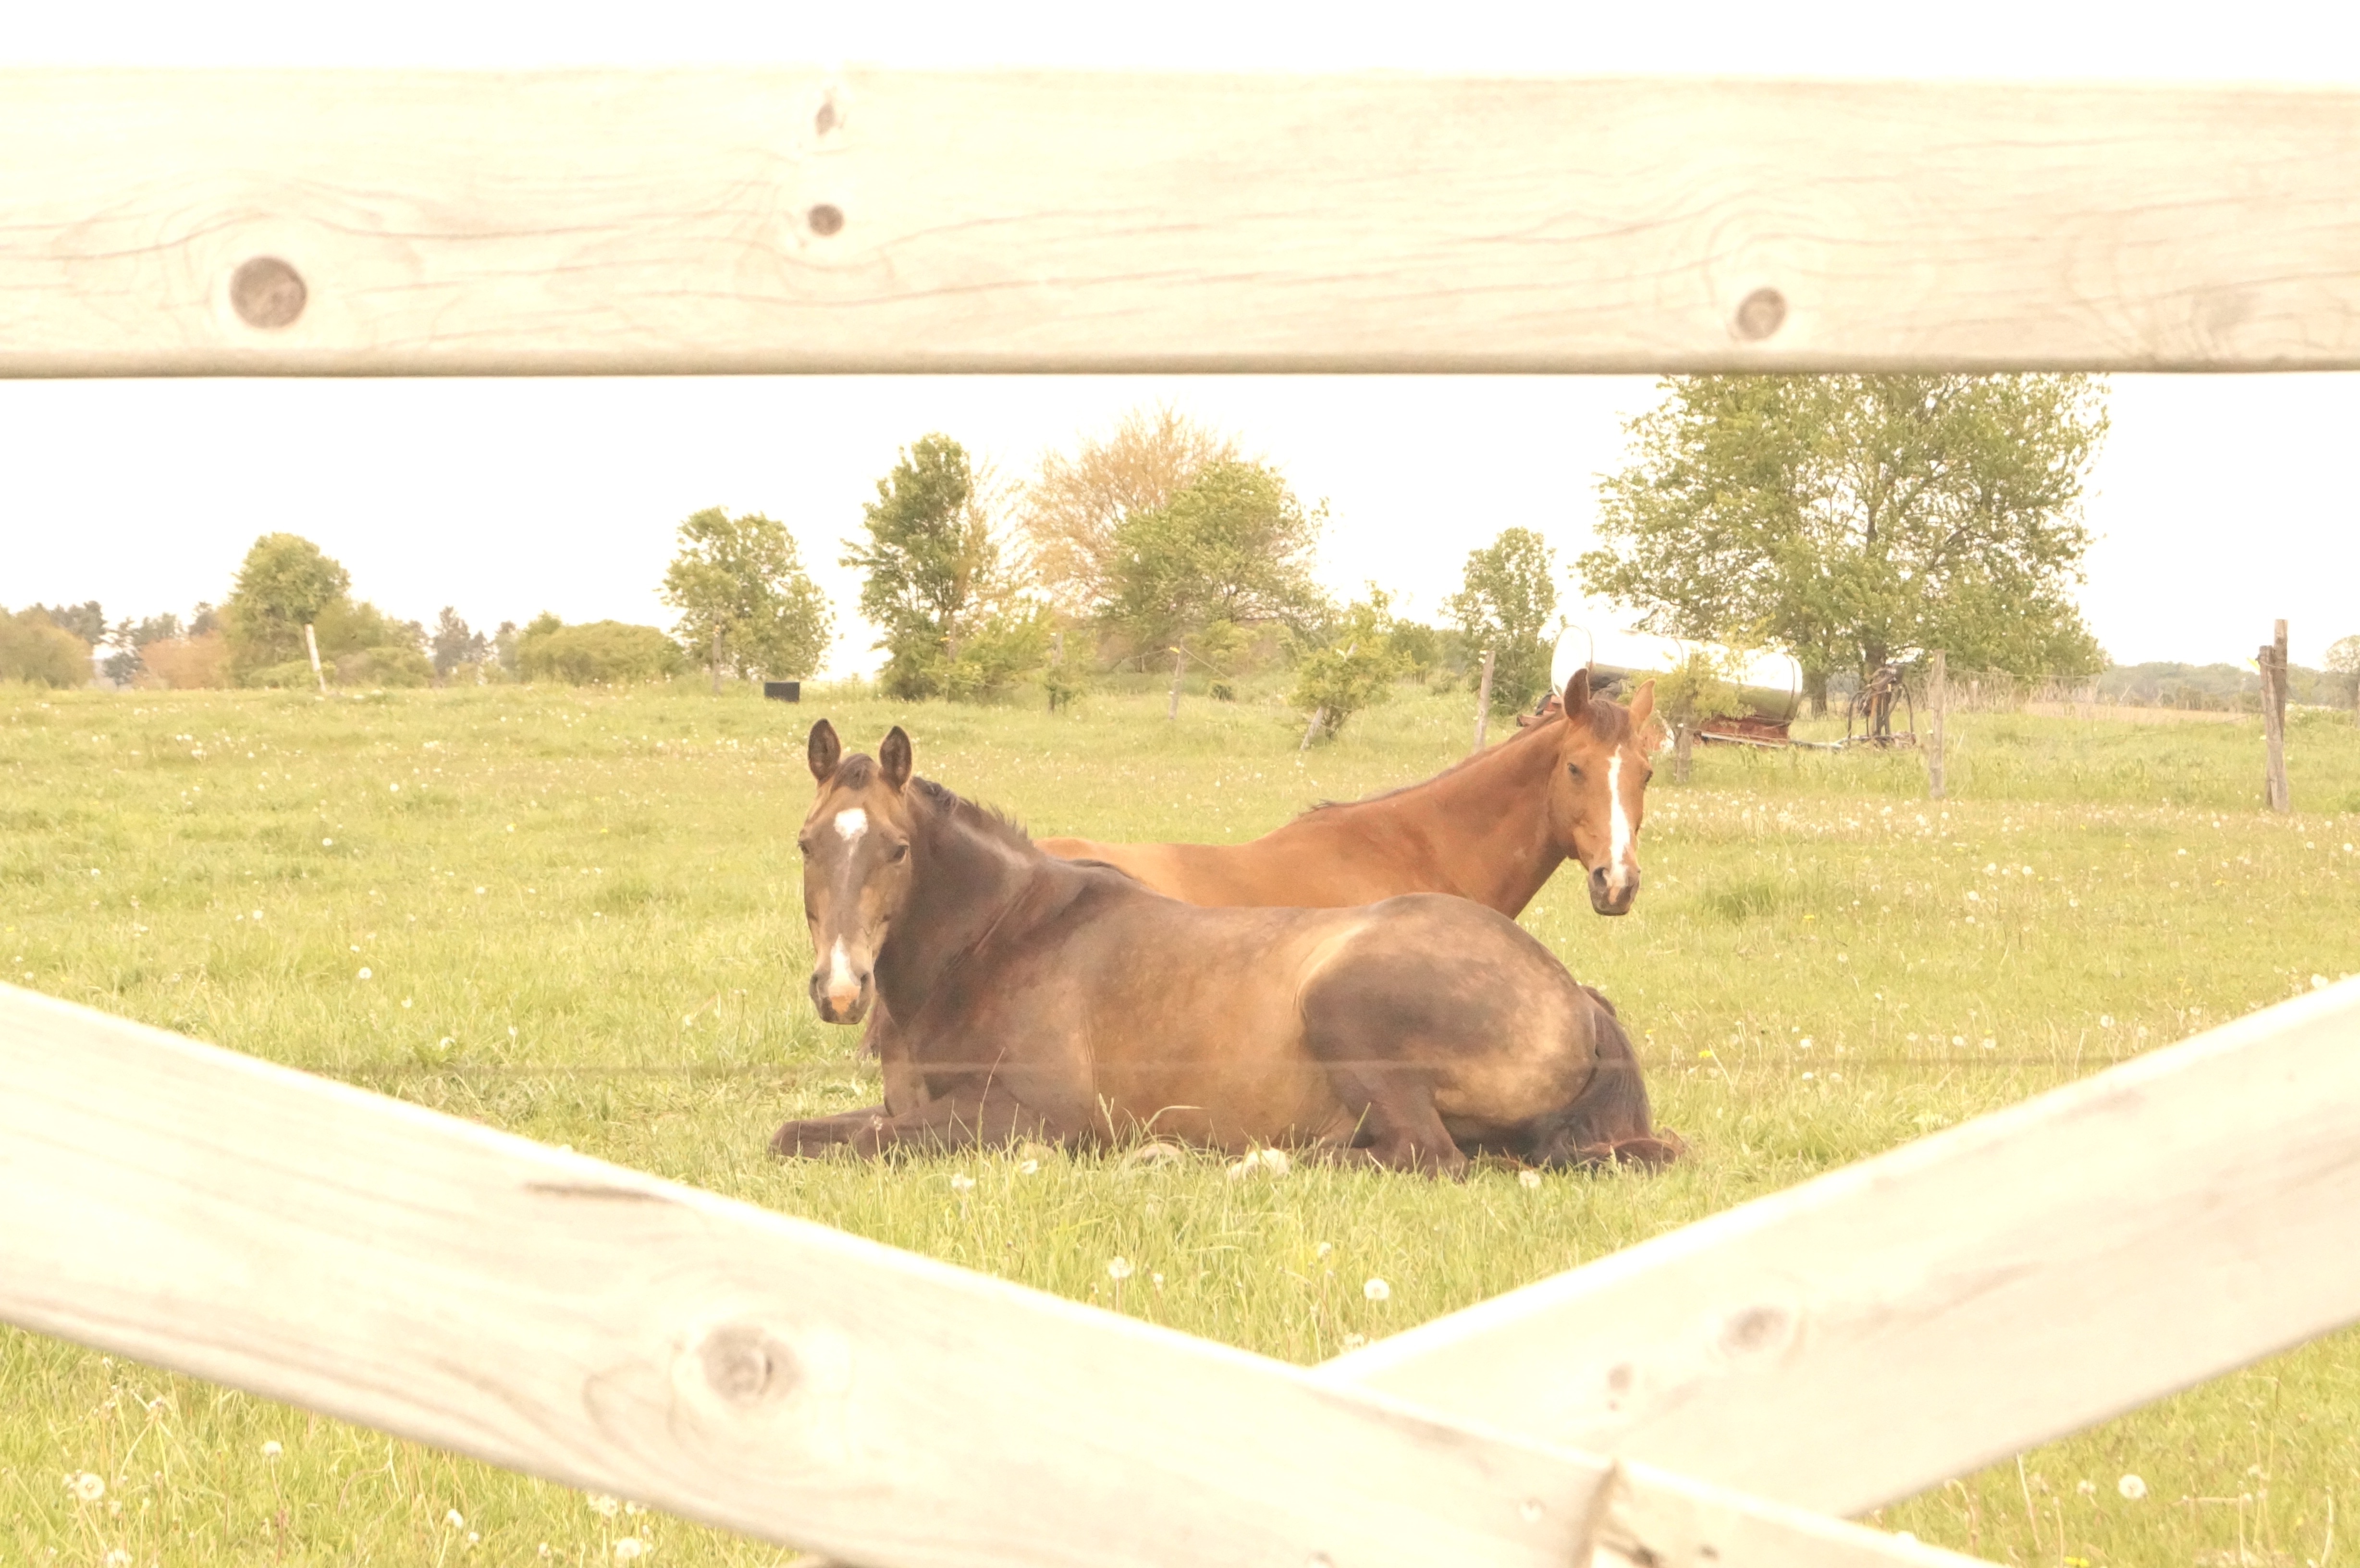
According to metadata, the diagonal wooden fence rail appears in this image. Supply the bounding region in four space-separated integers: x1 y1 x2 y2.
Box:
0 983 1965 1568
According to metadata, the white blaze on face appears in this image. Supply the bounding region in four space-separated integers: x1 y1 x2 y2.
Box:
834 808 868 842
1606 753 1636 890
826 936 859 1004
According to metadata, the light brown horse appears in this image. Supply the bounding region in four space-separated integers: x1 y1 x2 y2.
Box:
772 722 1677 1176
1037 668 1657 919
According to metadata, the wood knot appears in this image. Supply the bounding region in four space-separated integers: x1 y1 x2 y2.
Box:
814 98 840 136
1732 287 1786 342
698 1323 797 1407
230 257 307 330
1718 1303 1795 1358
807 204 846 237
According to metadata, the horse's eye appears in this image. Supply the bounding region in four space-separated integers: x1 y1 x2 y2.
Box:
890 842 910 862
1566 763 1584 780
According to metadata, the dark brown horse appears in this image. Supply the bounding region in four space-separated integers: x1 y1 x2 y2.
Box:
772 722 1677 1176
1037 669 1657 919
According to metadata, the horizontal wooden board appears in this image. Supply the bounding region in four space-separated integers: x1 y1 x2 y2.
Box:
1327 979 2360 1517
0 984 1971 1568
3 71 2360 375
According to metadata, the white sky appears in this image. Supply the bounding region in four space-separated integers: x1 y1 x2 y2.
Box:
6 3 2359 673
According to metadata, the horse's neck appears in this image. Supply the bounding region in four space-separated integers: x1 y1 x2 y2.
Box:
875 805 1034 1022
1307 727 1567 915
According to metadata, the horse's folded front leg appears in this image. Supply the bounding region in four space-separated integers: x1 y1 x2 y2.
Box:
770 1103 894 1158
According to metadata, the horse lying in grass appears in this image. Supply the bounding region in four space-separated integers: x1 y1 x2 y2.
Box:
771 721 1679 1176
1037 668 1658 919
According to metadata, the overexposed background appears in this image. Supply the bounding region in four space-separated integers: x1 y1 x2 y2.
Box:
6 2 2357 672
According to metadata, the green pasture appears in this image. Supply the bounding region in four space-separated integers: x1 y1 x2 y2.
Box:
4 678 2359 1567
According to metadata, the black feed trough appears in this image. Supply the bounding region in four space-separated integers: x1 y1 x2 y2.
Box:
763 681 801 703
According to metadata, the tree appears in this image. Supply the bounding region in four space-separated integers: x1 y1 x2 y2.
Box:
1583 375 2108 712
103 612 183 684
1020 405 1241 617
659 508 834 692
0 608 92 687
1100 460 1328 664
223 533 351 676
430 608 492 681
515 614 686 685
1443 527 1561 714
31 601 105 645
2326 634 2360 723
1292 590 1406 740
846 435 1045 701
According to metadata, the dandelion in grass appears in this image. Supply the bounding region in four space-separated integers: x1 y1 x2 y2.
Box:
589 1494 621 1519
69 1472 105 1502
2118 1474 2147 1500
322 838 333 847
105 1550 132 1567
446 1509 466 1530
1316 1241 1333 1258
261 1439 283 1458
2099 1015 2115 1029
947 1173 975 1192
615 1539 648 1560
1107 1256 1135 1281
2077 1480 2097 1497
357 968 372 980
1340 1333 1368 1350
1518 1169 1543 1189
1018 1159 1040 1176
1364 1277 1391 1302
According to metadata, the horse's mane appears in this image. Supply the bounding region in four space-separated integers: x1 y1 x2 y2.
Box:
1297 697 1633 818
910 773 1037 854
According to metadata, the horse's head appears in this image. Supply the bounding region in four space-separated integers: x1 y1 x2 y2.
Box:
799 719 917 1025
1547 669 1657 917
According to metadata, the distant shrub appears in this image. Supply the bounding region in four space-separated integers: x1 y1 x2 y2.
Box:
138 632 231 689
334 646 433 687
517 617 686 686
0 609 92 687
244 660 321 689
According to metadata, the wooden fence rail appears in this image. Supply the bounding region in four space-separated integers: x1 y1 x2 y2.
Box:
7 71 2360 377
0 983 1968 1568
1331 977 2360 1517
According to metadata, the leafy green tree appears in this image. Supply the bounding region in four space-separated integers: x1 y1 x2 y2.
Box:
515 614 686 685
223 534 351 677
1443 527 1561 714
846 435 1044 701
1021 404 1241 617
31 601 105 645
1292 590 1405 740
660 508 834 692
430 608 491 681
1101 460 1328 665
0 608 92 687
1583 375 2108 711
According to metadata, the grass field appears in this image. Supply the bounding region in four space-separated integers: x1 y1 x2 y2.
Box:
5 676 2360 1567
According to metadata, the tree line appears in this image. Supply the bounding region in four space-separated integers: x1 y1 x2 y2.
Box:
24 380 2336 728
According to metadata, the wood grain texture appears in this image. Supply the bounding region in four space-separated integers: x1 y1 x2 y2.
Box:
1327 979 2360 1518
4 70 2360 375
0 984 1970 1568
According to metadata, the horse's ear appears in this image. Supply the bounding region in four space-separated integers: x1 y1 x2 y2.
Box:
1561 666 1592 726
878 726 913 791
807 720 841 784
1626 678 1656 729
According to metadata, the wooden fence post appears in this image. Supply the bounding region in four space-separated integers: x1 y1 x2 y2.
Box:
303 623 326 695
2261 620 2290 812
1927 651 1947 801
1472 649 1496 752
1167 647 1185 722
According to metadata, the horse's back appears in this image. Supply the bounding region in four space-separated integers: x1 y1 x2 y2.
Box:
1036 826 1442 909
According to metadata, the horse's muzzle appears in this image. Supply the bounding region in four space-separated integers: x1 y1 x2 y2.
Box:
811 967 873 1025
1588 864 1639 917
